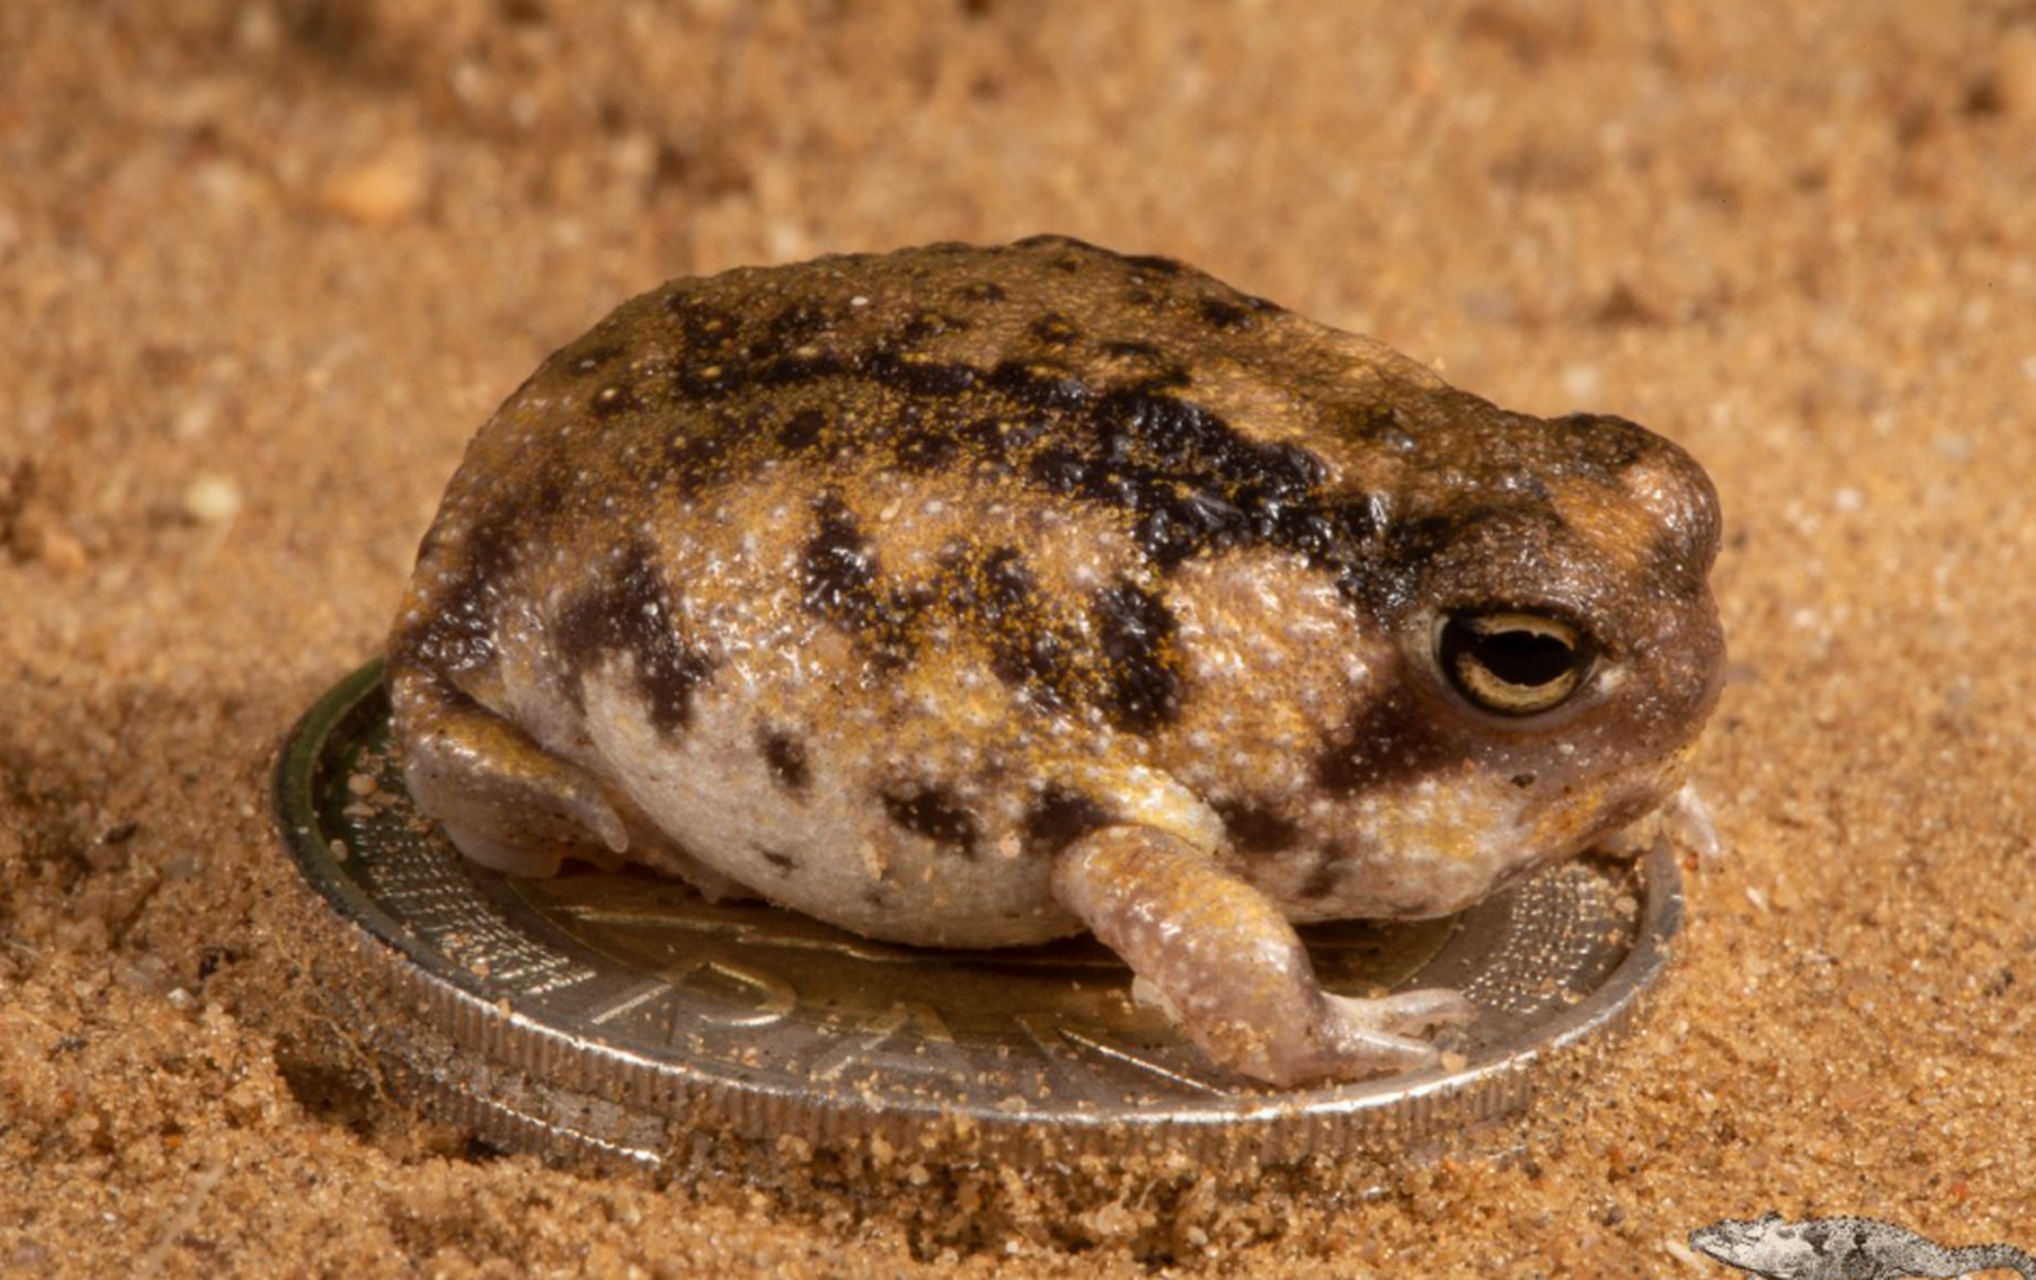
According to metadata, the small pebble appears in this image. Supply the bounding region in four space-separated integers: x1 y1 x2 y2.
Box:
320 147 429 226
184 474 243 524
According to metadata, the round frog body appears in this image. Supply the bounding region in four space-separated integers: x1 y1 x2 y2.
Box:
387 236 1724 1087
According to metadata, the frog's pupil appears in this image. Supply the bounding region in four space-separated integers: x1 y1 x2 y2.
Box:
1464 625 1573 688
1438 615 1586 713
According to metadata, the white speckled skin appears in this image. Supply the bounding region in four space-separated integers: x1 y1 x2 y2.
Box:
387 238 1725 1085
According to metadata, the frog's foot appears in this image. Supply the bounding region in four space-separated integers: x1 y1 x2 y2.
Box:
1326 988 1479 1044
391 668 628 878
1051 825 1477 1087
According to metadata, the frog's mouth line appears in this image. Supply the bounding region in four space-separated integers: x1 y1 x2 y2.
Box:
1567 776 1717 869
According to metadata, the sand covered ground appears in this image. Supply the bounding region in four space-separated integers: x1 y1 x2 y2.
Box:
4 2 2035 1275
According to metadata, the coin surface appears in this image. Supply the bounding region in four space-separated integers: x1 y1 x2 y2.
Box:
273 661 1682 1174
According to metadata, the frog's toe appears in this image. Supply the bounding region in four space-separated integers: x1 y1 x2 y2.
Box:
1307 989 1476 1078
436 821 569 878
1313 1023 1443 1075
1332 987 1479 1038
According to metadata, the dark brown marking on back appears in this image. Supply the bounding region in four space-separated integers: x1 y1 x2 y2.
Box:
1120 252 1187 277
799 494 920 667
672 358 744 401
893 421 962 473
666 294 743 356
1027 312 1082 347
881 785 980 856
800 494 880 617
964 544 1038 623
898 311 970 344
760 729 810 794
759 299 836 352
614 245 1398 592
1099 338 1162 362
1023 785 1112 855
860 348 979 397
397 508 525 677
526 477 570 522
955 411 1051 476
746 347 850 390
1199 296 1254 330
1213 798 1301 853
777 406 828 451
603 244 1476 615
943 546 1077 709
553 539 714 733
1092 580 1182 731
1553 412 1651 472
1313 690 1464 797
1027 381 1340 569
666 411 748 489
986 359 1092 411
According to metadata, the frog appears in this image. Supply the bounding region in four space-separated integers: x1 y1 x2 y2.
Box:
386 235 1725 1088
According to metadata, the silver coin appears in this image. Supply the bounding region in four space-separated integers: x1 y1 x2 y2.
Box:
273 661 1681 1174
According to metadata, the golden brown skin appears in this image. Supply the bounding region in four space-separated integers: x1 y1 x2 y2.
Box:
387 237 1725 1086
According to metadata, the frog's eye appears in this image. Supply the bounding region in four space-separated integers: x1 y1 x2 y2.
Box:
1436 610 1594 717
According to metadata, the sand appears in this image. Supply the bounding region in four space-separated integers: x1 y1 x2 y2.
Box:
4 2 2035 1275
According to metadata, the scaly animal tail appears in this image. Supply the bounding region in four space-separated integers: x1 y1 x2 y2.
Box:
1945 1242 2036 1280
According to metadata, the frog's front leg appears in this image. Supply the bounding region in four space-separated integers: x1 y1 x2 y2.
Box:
389 667 632 877
391 668 758 900
1050 826 1477 1087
